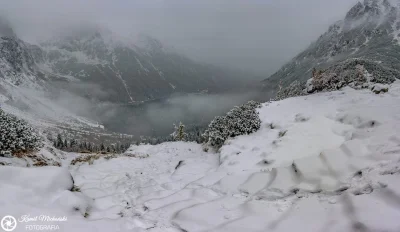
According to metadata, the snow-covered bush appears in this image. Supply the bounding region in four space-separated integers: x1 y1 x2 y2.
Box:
0 108 43 154
275 80 306 100
307 59 398 93
203 101 261 148
274 59 399 100
203 116 230 148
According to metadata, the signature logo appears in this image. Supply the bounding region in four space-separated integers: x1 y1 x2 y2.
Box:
1 216 17 231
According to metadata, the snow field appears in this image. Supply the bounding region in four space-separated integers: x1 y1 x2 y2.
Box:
1 81 400 231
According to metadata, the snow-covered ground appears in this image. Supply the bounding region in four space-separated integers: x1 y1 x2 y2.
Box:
1 82 400 232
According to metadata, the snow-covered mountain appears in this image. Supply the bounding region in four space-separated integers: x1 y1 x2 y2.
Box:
38 26 253 103
0 23 100 132
0 22 43 86
263 0 400 92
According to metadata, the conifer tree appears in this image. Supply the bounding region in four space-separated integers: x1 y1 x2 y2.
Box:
57 134 63 148
171 122 187 141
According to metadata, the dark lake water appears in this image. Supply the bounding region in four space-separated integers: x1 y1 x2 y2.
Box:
99 91 258 137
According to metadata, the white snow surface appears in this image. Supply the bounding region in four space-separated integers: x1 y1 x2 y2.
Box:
2 81 400 231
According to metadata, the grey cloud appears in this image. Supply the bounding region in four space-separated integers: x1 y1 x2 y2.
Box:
0 0 358 75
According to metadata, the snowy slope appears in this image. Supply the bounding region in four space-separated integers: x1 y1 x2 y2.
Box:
2 82 400 231
263 0 400 93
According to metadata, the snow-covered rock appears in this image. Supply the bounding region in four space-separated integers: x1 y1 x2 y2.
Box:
370 83 389 94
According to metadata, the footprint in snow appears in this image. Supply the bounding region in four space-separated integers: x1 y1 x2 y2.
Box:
294 113 310 122
257 159 275 166
356 120 380 129
352 182 387 196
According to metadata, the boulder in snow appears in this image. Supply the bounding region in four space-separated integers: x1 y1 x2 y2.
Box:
370 84 389 94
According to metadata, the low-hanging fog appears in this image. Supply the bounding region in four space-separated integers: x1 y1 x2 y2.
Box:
46 81 261 136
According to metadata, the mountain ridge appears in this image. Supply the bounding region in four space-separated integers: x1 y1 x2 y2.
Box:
263 0 400 94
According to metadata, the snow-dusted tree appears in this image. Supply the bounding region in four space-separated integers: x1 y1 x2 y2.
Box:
56 134 63 148
0 108 43 154
171 122 188 141
202 116 229 148
203 101 261 149
69 139 78 152
70 139 76 148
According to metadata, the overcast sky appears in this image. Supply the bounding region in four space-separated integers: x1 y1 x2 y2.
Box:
0 0 358 76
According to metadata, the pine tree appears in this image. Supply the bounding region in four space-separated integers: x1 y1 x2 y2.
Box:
171 122 187 141
116 143 120 153
57 134 63 148
70 139 77 150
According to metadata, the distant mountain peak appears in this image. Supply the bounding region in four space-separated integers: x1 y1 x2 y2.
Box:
40 25 168 57
345 0 393 22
